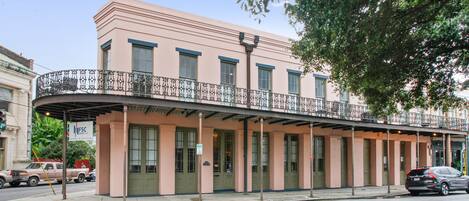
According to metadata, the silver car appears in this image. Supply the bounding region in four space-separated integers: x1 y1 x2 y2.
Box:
0 170 13 189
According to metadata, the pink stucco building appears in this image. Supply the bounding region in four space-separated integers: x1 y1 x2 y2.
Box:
32 0 468 197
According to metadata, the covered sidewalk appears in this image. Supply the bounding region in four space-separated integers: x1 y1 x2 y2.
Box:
12 185 409 201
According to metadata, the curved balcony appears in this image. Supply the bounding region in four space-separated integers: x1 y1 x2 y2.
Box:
34 69 468 132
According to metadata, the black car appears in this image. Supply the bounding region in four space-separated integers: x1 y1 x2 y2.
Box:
85 169 95 182
405 166 469 196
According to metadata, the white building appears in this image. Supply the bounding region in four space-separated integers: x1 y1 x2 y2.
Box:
0 45 35 170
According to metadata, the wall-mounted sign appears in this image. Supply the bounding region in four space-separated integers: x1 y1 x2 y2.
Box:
196 144 203 155
68 121 94 141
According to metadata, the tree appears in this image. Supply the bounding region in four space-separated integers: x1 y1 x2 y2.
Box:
32 112 95 168
32 112 63 154
38 140 95 168
238 0 468 116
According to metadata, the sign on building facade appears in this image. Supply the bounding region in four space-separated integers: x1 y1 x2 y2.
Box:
68 121 94 141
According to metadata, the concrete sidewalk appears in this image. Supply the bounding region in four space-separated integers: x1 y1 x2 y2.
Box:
12 185 408 201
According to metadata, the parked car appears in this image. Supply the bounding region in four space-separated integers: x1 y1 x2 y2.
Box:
9 162 89 187
0 170 13 189
405 166 469 196
86 169 95 182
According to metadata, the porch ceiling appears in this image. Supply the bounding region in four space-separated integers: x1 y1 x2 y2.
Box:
33 94 468 136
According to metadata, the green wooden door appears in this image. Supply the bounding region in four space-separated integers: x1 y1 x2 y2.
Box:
313 136 325 188
400 142 406 183
341 137 348 187
363 139 371 186
175 127 197 194
213 130 235 191
383 140 388 186
284 134 299 189
252 132 269 191
128 125 159 196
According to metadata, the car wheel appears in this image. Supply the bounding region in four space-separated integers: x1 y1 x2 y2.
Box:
75 174 85 183
466 183 469 194
0 178 5 189
9 181 20 187
439 182 449 196
410 191 419 196
28 177 39 187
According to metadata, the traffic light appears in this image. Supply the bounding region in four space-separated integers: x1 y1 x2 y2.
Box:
0 110 6 132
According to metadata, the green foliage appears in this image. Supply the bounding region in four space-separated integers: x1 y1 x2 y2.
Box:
32 112 95 168
38 140 95 168
32 112 63 152
238 0 468 116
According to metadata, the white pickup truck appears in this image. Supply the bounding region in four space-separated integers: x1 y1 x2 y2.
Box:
8 162 89 187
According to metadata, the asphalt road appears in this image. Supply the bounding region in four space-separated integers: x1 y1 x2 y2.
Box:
347 192 469 201
0 181 95 201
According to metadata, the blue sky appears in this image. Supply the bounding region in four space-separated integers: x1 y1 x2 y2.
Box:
0 0 296 75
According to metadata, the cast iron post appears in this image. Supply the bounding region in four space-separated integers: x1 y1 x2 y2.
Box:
62 111 67 200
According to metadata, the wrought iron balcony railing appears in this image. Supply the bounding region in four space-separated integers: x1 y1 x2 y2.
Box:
35 69 469 131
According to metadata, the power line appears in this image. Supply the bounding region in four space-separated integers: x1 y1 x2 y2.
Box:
34 63 55 73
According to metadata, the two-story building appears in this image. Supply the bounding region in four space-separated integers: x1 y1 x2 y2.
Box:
0 45 35 170
32 0 468 197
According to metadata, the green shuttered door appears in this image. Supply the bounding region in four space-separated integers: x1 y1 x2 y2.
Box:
128 125 159 196
175 127 197 194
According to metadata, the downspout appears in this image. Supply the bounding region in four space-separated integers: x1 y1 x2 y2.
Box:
239 32 259 193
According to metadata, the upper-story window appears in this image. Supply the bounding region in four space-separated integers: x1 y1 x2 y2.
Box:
132 45 153 74
129 39 157 74
258 68 272 91
101 40 111 70
103 48 111 70
179 54 197 80
177 48 201 101
219 56 238 105
339 88 349 103
288 72 300 95
0 87 12 112
220 61 236 86
287 70 301 112
129 39 157 96
315 77 327 99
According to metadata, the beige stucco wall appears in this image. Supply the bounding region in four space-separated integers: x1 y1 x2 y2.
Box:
0 64 34 170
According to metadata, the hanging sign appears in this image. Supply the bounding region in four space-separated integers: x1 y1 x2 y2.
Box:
196 144 203 155
68 121 94 141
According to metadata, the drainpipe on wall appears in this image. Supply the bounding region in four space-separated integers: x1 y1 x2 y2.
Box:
239 32 259 194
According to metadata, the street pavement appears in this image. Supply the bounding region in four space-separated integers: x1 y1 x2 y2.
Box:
0 181 95 201
3 183 469 201
348 192 469 201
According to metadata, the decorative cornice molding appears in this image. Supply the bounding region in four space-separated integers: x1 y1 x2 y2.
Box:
94 1 293 51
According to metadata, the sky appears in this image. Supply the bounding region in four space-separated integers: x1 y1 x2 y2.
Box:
0 0 296 75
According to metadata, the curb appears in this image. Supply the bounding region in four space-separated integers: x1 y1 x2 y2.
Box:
303 192 408 200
